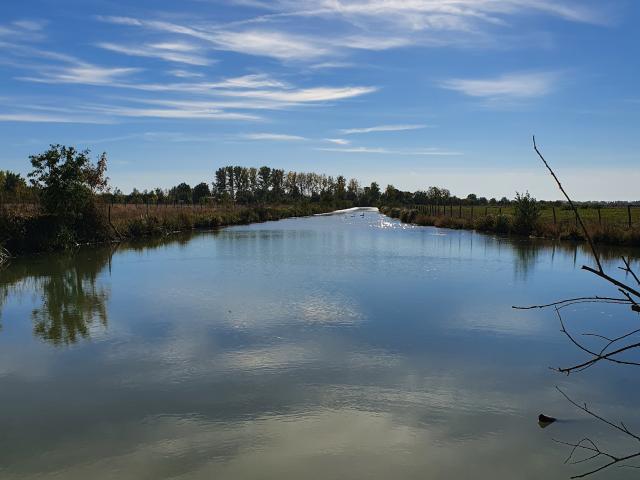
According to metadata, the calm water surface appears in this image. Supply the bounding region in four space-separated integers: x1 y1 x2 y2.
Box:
1 211 638 479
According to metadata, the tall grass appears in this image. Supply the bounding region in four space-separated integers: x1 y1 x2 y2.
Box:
0 202 337 255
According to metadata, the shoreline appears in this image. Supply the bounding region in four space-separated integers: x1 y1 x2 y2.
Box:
380 206 640 248
1 203 344 258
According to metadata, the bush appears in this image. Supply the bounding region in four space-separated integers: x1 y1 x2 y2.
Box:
513 191 540 234
495 214 511 234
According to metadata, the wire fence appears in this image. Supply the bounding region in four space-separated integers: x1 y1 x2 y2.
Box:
406 204 638 228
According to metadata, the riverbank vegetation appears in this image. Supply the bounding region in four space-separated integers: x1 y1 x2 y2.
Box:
381 200 640 246
2 144 639 256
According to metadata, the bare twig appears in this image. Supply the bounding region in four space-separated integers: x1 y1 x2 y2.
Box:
557 387 640 442
553 309 640 374
533 136 602 273
513 296 631 310
620 256 640 287
554 387 640 478
581 265 640 300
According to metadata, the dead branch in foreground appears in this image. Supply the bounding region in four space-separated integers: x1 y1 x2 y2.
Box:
515 138 640 478
553 388 640 478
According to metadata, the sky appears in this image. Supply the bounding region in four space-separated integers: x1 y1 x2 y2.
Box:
1 0 639 200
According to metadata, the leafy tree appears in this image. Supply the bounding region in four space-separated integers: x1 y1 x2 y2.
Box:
174 183 192 204
346 178 360 202
28 145 109 217
192 182 211 204
258 166 271 198
270 169 284 201
214 168 228 202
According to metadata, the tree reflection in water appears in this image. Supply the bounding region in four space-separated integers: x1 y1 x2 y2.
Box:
0 247 113 345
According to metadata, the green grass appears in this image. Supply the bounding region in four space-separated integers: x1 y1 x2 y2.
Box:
383 205 640 247
410 205 638 228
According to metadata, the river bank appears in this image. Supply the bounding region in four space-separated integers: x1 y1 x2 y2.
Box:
0 202 343 257
381 206 640 247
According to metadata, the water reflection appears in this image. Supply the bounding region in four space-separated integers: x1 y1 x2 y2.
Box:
0 214 639 480
0 248 112 345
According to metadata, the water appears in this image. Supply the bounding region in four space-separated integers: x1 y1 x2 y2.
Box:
1 211 639 479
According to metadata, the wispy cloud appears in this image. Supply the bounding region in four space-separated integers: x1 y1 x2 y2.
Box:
440 71 559 99
241 133 307 141
168 69 205 79
21 64 140 86
85 104 260 121
216 86 377 103
0 112 111 124
0 19 47 41
211 30 330 60
340 124 427 135
96 41 213 66
317 146 461 156
325 138 350 145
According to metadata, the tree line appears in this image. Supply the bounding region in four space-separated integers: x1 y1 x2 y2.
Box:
2 145 638 209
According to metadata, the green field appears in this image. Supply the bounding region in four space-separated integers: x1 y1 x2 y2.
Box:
411 204 638 228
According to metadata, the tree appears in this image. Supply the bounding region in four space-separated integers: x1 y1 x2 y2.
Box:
368 182 381 204
346 178 359 202
174 183 192 204
270 169 284 201
214 168 227 202
28 145 109 218
192 182 211 204
335 175 347 200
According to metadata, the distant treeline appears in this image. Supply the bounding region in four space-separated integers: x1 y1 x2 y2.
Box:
3 163 639 209
107 166 382 207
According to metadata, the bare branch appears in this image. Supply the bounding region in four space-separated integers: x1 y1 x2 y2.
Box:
620 256 640 287
533 136 602 273
582 266 640 300
556 387 640 442
512 296 631 310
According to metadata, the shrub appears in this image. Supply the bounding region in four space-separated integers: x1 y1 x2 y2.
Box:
513 191 540 234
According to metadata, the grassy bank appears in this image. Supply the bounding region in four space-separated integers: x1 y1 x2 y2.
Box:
381 206 640 247
0 202 339 256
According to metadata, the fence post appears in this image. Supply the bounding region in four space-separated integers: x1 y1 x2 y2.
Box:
459 203 462 218
499 207 502 215
484 206 488 216
471 205 474 219
628 205 632 229
552 207 556 225
598 207 601 226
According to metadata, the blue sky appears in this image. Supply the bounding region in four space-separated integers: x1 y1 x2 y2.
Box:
1 0 638 200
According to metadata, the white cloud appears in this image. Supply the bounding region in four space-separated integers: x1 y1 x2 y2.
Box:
96 42 212 66
85 104 260 121
242 133 307 141
168 69 205 79
21 64 140 85
340 124 427 135
440 71 559 99
317 146 461 156
218 86 377 103
325 138 350 145
211 30 330 60
0 112 111 124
